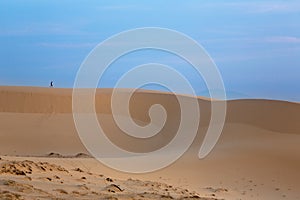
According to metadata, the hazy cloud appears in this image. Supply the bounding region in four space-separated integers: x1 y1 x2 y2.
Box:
266 36 300 43
228 1 300 14
37 42 96 48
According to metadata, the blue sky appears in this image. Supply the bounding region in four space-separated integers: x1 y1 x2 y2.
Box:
0 0 299 101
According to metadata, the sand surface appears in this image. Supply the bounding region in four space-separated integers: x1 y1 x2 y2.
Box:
0 86 299 200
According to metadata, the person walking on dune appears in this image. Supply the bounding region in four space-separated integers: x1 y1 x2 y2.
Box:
50 81 54 87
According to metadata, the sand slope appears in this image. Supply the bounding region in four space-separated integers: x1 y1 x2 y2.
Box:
0 157 206 200
0 86 299 200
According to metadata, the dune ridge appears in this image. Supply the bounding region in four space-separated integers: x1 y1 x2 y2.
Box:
0 86 299 134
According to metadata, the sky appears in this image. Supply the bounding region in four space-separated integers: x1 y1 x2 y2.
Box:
0 0 299 101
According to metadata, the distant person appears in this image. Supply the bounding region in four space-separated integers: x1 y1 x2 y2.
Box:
50 81 54 87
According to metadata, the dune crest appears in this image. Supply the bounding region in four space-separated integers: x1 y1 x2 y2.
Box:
0 86 299 133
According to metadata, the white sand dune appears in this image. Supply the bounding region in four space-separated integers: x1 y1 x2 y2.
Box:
0 86 299 199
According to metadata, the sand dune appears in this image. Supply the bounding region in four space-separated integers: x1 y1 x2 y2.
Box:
0 86 299 199
1 86 299 132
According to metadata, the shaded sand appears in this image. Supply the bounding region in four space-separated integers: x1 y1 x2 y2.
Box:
0 86 300 199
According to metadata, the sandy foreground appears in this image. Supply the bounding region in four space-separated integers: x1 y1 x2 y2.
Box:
0 86 299 200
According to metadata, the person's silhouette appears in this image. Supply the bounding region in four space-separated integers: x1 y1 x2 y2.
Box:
50 81 53 87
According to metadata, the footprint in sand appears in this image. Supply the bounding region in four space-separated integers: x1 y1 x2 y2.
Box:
53 189 68 194
74 168 84 172
105 184 124 193
106 177 113 182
